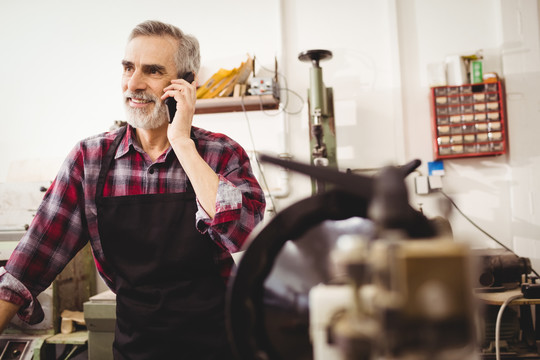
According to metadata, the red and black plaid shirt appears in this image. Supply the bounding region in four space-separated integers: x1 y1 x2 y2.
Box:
0 124 265 323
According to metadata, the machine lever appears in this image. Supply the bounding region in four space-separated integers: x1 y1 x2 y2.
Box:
258 154 422 200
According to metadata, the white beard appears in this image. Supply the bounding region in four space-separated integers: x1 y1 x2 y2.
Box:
123 90 168 130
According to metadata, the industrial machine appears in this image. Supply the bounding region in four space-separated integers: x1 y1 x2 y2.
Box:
226 155 479 360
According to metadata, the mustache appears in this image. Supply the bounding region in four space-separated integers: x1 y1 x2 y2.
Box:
123 90 160 102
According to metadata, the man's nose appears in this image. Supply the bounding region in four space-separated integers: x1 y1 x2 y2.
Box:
127 70 146 91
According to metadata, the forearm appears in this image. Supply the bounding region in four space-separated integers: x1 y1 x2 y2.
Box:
0 300 21 333
171 137 219 218
198 176 266 253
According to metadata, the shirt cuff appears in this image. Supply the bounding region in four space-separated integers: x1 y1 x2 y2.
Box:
0 268 44 324
196 175 242 231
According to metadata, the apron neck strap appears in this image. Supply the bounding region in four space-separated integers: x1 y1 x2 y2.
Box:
95 125 128 202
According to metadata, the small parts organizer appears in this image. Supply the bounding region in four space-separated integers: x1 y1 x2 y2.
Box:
430 81 507 160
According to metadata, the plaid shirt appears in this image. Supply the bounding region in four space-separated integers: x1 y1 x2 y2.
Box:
0 124 265 323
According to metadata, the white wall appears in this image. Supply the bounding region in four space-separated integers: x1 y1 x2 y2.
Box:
0 0 281 182
1 0 539 272
0 0 283 293
395 0 540 270
396 0 513 251
273 0 406 209
498 0 540 265
277 0 540 272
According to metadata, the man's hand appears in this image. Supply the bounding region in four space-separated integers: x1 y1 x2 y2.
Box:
0 300 21 334
162 76 220 218
162 77 197 143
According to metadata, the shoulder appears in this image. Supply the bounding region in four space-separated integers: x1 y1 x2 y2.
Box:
60 127 125 175
191 126 250 167
191 126 238 146
192 126 246 154
79 127 124 148
74 127 125 156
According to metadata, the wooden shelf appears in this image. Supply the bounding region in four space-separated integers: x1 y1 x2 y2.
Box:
195 95 279 114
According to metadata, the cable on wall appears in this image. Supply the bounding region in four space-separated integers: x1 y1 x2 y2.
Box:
436 190 539 359
234 66 305 214
239 96 278 213
439 189 540 278
256 63 304 115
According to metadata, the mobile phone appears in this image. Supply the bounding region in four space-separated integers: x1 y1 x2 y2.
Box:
165 72 195 123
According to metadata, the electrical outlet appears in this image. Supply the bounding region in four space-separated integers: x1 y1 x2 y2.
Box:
415 176 429 195
429 175 443 190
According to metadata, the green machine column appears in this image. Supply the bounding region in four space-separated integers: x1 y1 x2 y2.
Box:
298 49 337 194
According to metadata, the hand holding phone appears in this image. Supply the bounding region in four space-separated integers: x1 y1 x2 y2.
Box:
165 72 195 123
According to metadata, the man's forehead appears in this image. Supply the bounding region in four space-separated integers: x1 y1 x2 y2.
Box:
124 35 177 66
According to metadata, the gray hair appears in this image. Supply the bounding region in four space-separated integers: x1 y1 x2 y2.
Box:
128 20 200 77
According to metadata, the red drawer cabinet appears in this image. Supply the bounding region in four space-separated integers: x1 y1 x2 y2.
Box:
430 81 507 160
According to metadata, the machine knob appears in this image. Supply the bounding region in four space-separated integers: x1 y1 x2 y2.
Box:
298 49 333 68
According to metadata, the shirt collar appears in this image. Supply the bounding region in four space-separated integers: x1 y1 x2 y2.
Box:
113 125 135 159
114 124 199 160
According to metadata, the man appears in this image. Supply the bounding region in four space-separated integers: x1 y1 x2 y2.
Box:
0 20 266 359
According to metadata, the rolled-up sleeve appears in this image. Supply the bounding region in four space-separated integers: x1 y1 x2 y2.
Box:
195 141 266 254
0 268 44 324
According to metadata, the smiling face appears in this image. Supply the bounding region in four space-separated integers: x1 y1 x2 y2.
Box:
121 35 179 129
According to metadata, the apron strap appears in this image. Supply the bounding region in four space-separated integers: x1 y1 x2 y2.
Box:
95 125 128 204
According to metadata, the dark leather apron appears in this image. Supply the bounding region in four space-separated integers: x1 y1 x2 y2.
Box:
95 127 233 360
